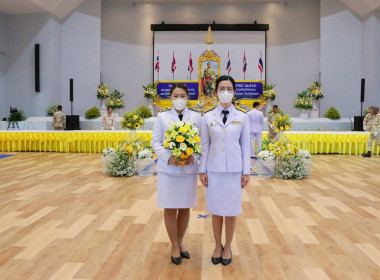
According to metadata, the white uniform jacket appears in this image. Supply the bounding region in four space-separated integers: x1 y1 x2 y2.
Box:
247 108 265 133
199 105 250 175
152 107 202 175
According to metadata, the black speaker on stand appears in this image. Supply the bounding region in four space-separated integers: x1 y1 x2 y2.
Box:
35 44 40 92
353 78 365 131
65 78 81 130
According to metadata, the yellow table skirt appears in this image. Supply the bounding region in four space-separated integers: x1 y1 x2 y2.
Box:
0 131 379 155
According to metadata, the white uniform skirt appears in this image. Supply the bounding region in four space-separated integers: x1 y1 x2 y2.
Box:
206 172 243 216
157 172 198 209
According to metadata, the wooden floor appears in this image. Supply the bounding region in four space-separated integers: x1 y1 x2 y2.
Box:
0 153 379 280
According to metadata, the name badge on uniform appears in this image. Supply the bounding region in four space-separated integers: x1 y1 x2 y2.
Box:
231 121 242 125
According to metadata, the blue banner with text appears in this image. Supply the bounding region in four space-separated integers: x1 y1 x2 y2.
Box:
235 81 263 99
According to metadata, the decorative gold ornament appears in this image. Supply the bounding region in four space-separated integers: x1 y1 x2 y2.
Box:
205 25 214 44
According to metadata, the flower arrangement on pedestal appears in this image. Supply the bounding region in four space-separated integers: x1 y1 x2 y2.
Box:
263 84 276 101
120 112 144 130
260 134 311 180
308 81 324 100
97 83 110 100
106 90 125 110
143 83 157 100
294 90 313 111
101 134 152 177
164 121 201 166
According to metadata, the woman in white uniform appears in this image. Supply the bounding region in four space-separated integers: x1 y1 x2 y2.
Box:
151 84 202 265
199 75 250 266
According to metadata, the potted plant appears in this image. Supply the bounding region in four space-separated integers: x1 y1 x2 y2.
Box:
136 148 154 177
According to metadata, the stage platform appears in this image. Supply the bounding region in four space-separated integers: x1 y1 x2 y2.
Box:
0 130 378 155
0 117 354 131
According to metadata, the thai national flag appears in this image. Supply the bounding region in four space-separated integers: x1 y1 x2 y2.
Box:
171 52 177 73
188 52 193 73
226 51 231 74
258 51 263 73
243 51 247 73
155 53 159 72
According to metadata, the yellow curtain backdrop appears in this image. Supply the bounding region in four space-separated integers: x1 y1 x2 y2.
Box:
0 131 379 155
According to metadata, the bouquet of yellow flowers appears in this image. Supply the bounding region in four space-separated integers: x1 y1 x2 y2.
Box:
121 112 144 130
308 81 324 100
262 134 298 158
272 114 292 133
263 84 276 101
97 83 110 100
164 121 201 164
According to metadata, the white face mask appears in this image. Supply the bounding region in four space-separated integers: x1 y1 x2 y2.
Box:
218 90 234 104
172 98 188 111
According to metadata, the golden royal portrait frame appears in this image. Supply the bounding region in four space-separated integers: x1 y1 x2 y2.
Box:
198 50 221 101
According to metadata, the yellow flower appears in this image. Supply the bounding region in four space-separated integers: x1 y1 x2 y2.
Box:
280 126 284 131
186 147 194 155
194 135 201 143
179 126 187 133
273 122 278 127
127 123 131 127
139 119 143 124
176 135 185 143
275 128 280 133
183 125 190 132
164 132 169 138
134 123 140 128
280 117 285 121
275 142 280 146
123 143 127 147
285 125 290 130
133 115 137 119
180 153 188 159
164 141 169 148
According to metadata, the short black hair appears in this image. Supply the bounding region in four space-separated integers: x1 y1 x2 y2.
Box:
107 106 112 110
57 105 62 110
253 102 260 108
273 105 278 108
170 83 189 96
215 75 236 92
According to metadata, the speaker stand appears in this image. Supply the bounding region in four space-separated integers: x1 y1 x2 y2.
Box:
71 101 73 115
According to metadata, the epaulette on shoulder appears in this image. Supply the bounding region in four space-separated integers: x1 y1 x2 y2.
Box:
188 107 201 113
235 106 247 113
203 106 216 114
159 107 171 113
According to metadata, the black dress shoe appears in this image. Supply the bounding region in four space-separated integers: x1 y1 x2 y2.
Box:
211 246 223 265
221 249 232 266
180 251 190 259
171 256 181 265
362 151 371 157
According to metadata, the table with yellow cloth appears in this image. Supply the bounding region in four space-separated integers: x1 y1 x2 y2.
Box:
0 131 378 155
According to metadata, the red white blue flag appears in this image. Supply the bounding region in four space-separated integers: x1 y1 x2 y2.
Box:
155 52 159 72
243 51 247 73
226 51 231 74
188 52 193 73
171 52 177 73
258 51 263 73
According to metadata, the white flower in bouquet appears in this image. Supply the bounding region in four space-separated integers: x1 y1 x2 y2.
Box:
298 149 311 159
258 150 275 161
103 147 116 157
137 148 152 159
180 143 187 151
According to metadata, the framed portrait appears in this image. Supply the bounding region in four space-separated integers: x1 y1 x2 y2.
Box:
198 50 221 100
